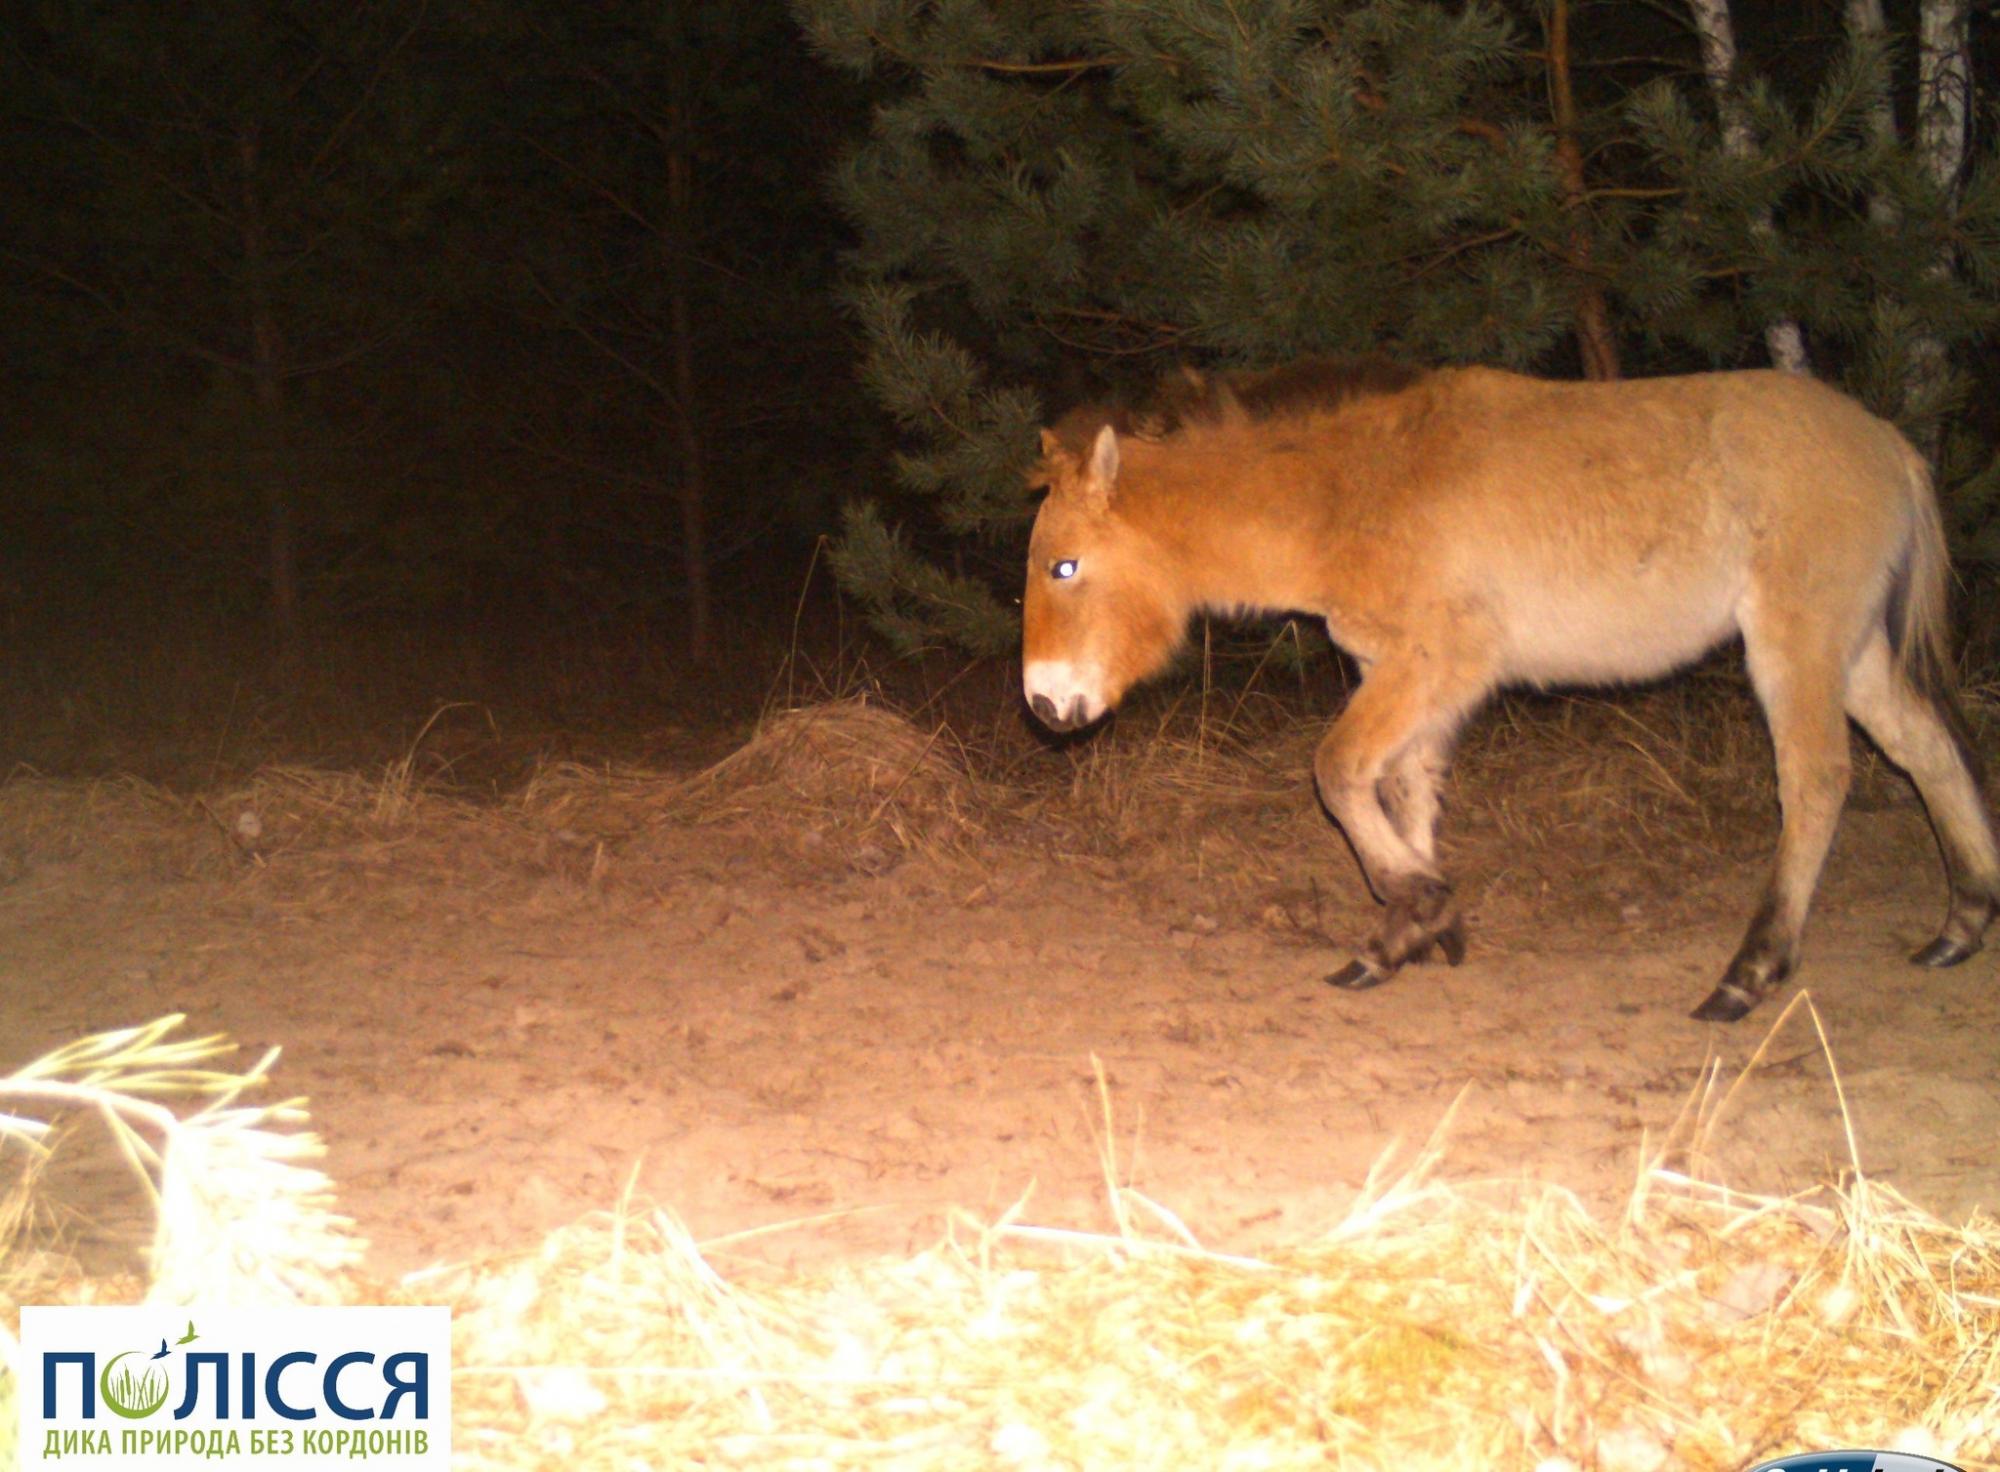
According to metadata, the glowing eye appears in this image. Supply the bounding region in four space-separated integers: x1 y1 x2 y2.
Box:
1052 558 1079 580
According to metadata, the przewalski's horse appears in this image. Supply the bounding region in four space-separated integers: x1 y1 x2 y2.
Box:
1021 360 2000 1022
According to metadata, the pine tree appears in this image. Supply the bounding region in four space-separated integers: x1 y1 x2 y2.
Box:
795 0 2000 653
469 0 859 660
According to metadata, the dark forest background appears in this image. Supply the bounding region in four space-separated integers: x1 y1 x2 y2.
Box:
5 0 2000 777
2 2 871 650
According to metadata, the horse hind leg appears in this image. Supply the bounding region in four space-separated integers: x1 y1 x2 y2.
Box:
1843 629 2000 966
1377 731 1466 965
1692 630 1853 1023
1315 665 1481 991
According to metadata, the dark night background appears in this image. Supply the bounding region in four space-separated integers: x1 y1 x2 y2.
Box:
1 1 886 778
3 0 1997 779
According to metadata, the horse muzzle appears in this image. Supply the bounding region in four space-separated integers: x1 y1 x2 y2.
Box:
1029 691 1094 731
1023 660 1107 732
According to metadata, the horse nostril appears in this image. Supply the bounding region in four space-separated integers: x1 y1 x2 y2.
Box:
1029 692 1060 727
1064 696 1088 728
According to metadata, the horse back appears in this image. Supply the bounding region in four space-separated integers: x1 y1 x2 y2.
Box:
1113 366 1929 686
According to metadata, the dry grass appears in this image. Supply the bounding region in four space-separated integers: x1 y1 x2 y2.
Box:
664 696 985 865
0 669 1931 941
5 684 1998 1467
0 695 985 893
0 763 489 886
8 1007 1996 1469
1000 690 1304 855
0 774 232 883
0 1019 363 1310
407 1016 2000 1470
504 694 988 882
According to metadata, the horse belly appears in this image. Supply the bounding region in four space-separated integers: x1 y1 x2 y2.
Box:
1495 563 1742 687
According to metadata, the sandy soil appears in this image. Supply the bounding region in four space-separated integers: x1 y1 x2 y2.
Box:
3 699 1997 1286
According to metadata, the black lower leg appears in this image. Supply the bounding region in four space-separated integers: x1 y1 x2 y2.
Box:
1691 894 1795 1022
1913 880 2000 967
1326 876 1462 991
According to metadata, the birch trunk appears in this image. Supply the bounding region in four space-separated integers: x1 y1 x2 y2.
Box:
1917 0 1972 195
1907 0 1972 456
1846 0 1900 229
1686 0 1811 373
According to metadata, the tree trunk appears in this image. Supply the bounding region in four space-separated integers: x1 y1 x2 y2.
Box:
238 123 300 653
1548 0 1621 380
1917 0 1972 191
1907 0 1972 459
1846 0 1901 229
665 144 713 662
1687 0 1811 373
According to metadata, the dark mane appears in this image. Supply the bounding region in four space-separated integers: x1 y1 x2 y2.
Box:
1207 356 1427 423
1047 355 1425 455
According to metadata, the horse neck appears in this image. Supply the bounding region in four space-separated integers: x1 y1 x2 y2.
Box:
1126 462 1344 618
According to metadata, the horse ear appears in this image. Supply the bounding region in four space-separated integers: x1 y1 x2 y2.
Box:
1029 427 1069 490
1083 423 1120 510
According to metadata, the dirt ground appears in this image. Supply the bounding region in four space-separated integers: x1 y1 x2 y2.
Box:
3 692 1997 1288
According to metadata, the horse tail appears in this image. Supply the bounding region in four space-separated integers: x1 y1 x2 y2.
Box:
1891 443 1955 700
1886 441 1985 782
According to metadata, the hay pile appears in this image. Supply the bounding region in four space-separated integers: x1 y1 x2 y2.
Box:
0 697 987 893
507 696 984 878
434 1013 1998 1472
650 697 984 870
433 1129 1995 1471
5 1018 1996 1470
689 698 972 810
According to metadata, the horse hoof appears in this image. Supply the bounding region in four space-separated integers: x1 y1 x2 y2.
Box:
1437 918 1468 967
1912 935 1977 968
1326 959 1389 991
1402 920 1466 967
1689 983 1756 1023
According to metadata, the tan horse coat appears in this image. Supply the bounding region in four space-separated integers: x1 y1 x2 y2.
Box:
1023 364 1998 1020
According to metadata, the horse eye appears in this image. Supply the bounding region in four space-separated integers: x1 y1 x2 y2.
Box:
1052 558 1079 580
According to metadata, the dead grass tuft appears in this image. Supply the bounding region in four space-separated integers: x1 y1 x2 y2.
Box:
657 696 987 871
0 763 491 887
1002 694 1303 857
0 774 227 883
690 698 973 812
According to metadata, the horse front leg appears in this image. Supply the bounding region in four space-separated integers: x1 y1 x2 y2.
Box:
1378 731 1465 965
1313 664 1482 991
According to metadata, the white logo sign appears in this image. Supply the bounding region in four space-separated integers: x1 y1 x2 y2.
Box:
19 1306 450 1470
